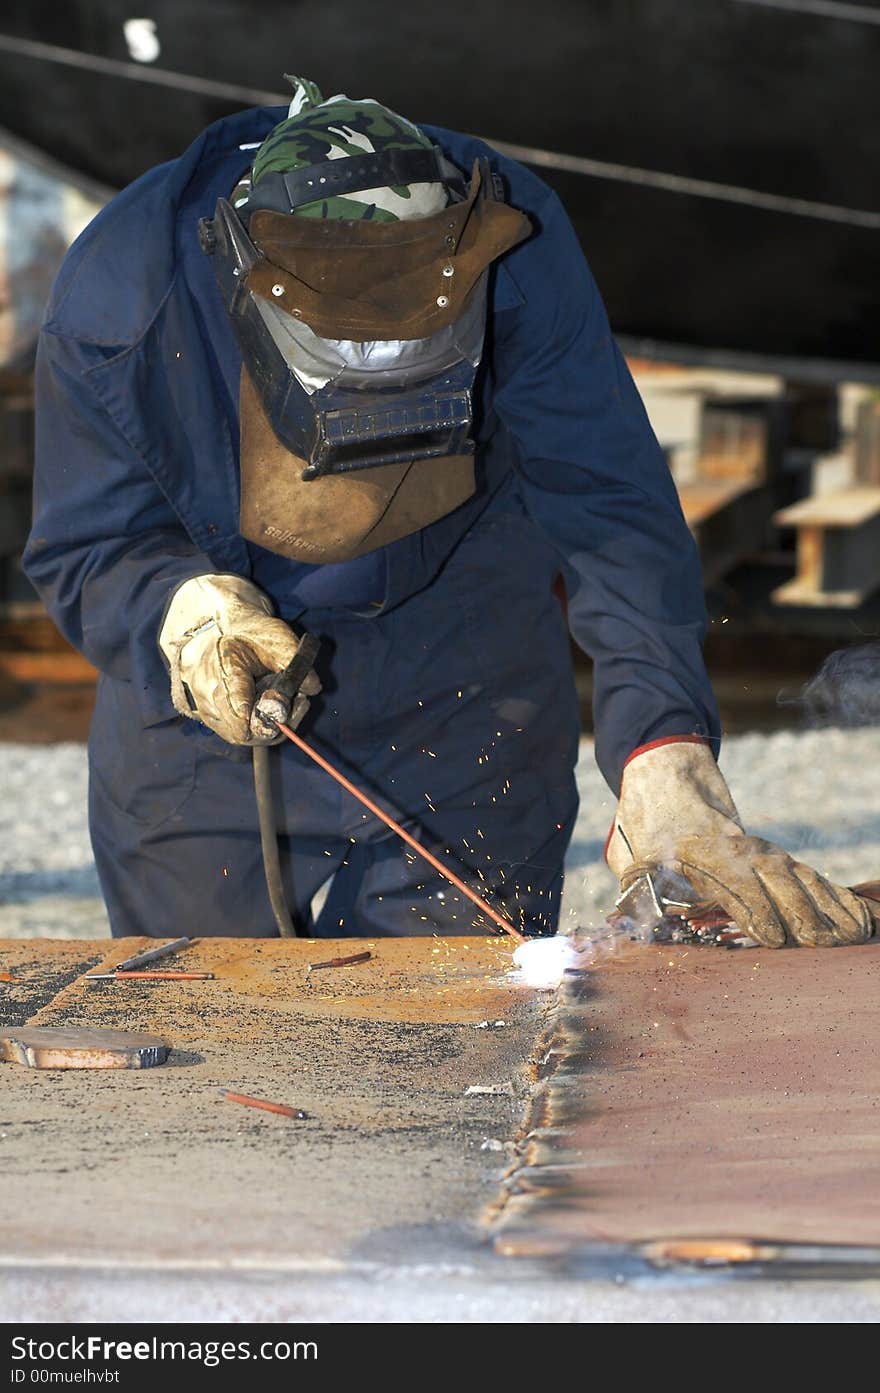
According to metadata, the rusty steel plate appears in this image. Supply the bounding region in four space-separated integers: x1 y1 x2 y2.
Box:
0 1025 168 1069
491 939 880 1259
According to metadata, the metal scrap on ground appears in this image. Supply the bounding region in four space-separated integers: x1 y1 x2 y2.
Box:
0 1024 168 1069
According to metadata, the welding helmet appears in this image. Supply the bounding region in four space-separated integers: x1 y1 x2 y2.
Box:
198 79 531 563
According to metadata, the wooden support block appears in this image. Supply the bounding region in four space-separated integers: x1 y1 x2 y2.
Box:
698 406 770 483
855 399 880 486
771 578 867 609
0 1026 168 1069
678 479 773 586
678 479 753 529
774 487 880 529
773 486 880 607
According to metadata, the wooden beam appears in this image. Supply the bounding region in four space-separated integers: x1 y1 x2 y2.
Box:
773 485 880 607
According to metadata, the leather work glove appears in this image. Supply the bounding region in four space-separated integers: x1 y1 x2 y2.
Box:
158 574 320 745
606 739 873 948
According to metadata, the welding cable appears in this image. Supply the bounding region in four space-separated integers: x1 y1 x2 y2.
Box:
252 745 300 938
250 636 323 939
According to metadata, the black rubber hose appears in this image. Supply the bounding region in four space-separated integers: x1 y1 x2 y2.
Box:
250 635 321 938
253 744 300 937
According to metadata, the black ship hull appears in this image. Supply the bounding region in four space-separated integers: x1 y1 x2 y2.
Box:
0 0 878 378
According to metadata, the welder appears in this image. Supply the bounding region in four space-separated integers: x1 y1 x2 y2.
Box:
24 78 872 948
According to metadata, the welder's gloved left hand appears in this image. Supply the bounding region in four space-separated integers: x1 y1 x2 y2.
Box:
607 739 873 947
158 573 320 746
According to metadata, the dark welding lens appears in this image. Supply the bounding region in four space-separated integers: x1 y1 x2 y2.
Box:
327 429 456 469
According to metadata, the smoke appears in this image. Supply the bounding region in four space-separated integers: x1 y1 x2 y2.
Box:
796 641 880 728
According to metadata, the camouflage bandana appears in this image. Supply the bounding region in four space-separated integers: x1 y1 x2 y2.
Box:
241 75 449 222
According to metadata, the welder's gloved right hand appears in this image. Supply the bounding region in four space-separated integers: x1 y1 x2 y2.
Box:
158 574 320 746
607 739 873 948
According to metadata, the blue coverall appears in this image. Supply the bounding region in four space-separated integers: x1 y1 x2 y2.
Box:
23 107 719 939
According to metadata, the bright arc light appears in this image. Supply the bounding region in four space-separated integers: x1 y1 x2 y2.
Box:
511 935 580 987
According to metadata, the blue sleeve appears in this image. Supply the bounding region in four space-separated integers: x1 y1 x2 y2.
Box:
22 328 218 726
491 192 720 792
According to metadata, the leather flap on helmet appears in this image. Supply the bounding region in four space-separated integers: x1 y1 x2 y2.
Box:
245 161 532 342
238 366 476 562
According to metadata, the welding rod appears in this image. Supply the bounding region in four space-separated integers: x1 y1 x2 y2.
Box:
275 721 526 945
83 936 193 980
308 951 372 972
218 1087 307 1120
104 936 194 974
85 971 214 981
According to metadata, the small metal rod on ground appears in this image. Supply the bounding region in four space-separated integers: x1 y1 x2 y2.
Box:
275 721 526 945
218 1088 308 1120
85 937 194 979
85 971 215 982
308 951 372 973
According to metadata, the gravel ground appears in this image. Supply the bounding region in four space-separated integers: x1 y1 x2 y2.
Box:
2 727 879 939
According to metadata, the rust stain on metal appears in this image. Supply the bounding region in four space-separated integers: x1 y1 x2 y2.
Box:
490 940 880 1256
16 937 521 1048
